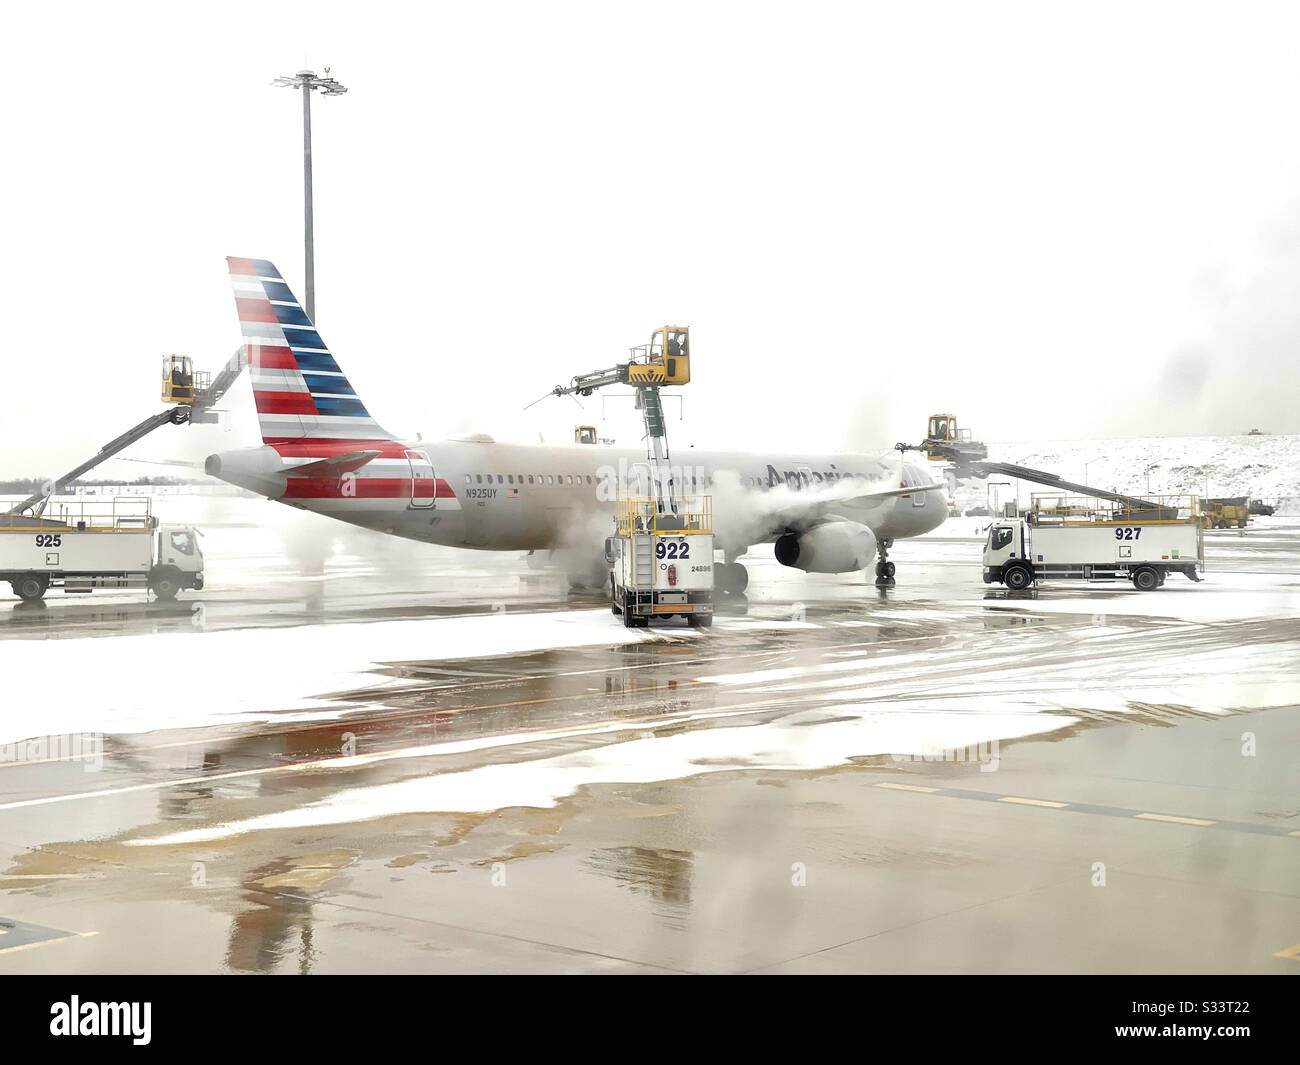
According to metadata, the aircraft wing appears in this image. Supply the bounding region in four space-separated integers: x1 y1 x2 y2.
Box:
715 480 947 547
768 482 945 524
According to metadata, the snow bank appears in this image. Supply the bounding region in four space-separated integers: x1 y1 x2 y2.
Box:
948 433 1300 515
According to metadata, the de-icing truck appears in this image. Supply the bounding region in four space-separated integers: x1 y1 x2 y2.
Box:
982 494 1204 591
1 496 203 602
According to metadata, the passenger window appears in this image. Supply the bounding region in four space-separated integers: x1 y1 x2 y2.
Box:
475 474 482 484
507 475 514 484
547 475 554 485
527 475 534 485
465 475 471 485
497 475 503 484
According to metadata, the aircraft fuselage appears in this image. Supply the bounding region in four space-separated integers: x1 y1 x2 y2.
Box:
207 438 946 555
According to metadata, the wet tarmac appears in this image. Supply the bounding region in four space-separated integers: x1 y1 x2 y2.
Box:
0 511 1297 973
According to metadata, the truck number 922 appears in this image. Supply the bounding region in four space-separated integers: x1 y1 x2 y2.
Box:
34 534 62 547
655 540 690 560
1114 527 1143 540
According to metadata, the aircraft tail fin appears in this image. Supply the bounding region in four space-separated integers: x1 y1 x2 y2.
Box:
226 257 394 443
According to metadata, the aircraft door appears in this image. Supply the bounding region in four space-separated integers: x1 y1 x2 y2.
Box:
406 449 436 509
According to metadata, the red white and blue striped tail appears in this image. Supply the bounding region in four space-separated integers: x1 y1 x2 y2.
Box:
227 257 394 442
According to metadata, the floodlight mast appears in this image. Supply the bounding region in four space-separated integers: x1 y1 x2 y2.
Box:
272 69 348 322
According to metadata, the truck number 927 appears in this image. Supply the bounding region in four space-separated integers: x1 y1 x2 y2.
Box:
655 540 690 560
1114 527 1143 540
35 534 62 547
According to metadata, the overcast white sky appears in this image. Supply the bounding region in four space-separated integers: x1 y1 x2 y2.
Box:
4 1 1300 479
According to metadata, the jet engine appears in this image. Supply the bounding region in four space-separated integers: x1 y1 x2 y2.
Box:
774 520 876 574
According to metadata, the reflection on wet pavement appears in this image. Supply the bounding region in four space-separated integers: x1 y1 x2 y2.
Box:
0 515 1297 972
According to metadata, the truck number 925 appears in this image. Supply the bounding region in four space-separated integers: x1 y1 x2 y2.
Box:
35 534 62 547
1114 527 1142 541
655 540 690 560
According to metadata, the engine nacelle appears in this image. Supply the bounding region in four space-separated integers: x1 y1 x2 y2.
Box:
774 520 876 574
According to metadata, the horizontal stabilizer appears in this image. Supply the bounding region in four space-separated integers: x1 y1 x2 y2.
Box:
282 450 382 478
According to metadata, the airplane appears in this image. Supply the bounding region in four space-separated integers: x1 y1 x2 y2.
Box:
205 257 948 593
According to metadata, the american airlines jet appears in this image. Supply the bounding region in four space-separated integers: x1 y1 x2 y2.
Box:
206 257 947 592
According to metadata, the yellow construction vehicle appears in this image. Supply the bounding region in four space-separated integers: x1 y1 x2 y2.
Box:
1201 497 1249 530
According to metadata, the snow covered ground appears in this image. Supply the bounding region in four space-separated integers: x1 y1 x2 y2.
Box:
945 433 1300 515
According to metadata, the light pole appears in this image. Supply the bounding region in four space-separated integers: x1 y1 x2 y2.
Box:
1084 455 1102 483
273 68 348 323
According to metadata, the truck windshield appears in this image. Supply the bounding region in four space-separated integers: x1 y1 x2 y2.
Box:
990 527 1013 551
169 530 194 555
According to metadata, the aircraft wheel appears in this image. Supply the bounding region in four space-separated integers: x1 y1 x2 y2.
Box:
721 562 749 594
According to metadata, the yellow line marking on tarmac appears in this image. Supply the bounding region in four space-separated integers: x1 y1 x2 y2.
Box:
999 796 1069 808
1272 943 1300 962
1135 812 1216 826
876 782 939 794
0 931 95 957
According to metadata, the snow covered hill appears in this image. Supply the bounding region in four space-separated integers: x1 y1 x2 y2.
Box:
942 434 1300 516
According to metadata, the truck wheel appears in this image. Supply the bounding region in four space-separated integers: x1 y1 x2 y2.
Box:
622 593 644 628
1132 567 1159 591
14 575 48 602
1003 565 1032 590
688 612 713 628
1237 519 1247 529
151 576 180 601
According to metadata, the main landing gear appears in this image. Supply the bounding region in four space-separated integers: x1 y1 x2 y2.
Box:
715 560 749 595
873 538 896 587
